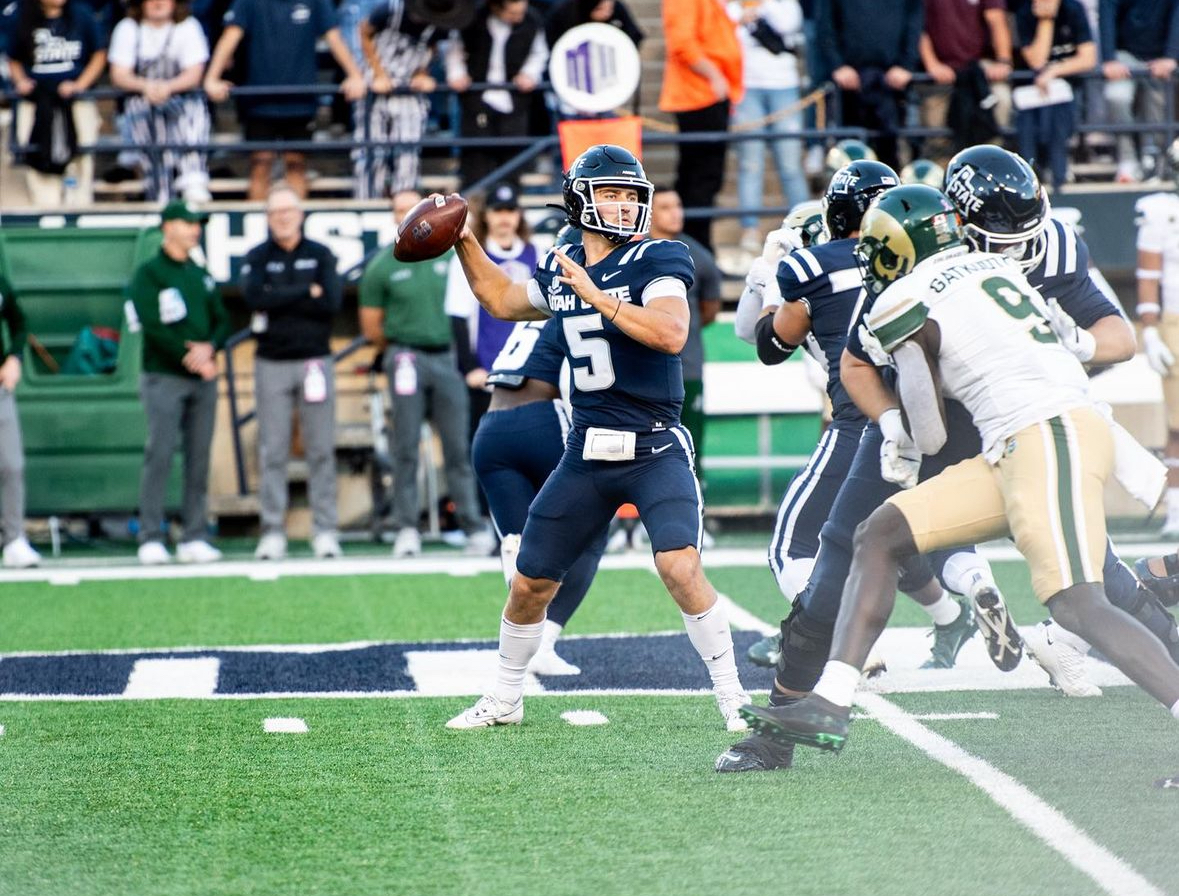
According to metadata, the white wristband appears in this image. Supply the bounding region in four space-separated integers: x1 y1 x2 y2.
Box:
1137 302 1161 315
1137 269 1163 281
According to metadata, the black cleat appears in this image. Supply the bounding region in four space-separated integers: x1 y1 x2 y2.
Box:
715 734 794 772
971 586 1023 672
739 695 851 752
1135 557 1179 608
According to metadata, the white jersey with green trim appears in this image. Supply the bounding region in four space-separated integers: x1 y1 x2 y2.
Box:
867 249 1090 462
1135 191 1179 313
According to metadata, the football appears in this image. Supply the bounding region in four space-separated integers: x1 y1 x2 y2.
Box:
394 193 469 262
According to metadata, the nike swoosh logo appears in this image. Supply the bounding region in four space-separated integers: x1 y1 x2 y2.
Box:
602 271 622 282
652 443 673 454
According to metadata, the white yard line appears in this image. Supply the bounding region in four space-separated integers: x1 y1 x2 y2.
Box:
0 540 1169 585
856 693 1165 896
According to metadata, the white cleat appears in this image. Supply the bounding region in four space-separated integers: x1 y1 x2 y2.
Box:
254 532 287 561
176 540 222 564
137 541 172 566
392 527 421 558
445 694 524 730
312 532 342 559
464 527 496 557
529 645 581 676
2 536 41 569
1024 621 1102 697
716 690 751 732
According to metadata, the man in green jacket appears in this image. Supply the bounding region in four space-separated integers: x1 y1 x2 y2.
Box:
359 188 490 559
0 275 39 568
127 199 231 565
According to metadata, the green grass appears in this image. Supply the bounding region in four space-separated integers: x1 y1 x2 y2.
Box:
6 692 1175 896
1 561 1176 896
0 570 686 653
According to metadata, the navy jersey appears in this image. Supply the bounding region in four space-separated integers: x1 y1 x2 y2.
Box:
1026 218 1120 329
486 318 564 389
776 238 867 424
527 238 695 430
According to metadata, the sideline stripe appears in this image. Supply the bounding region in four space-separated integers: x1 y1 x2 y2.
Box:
856 693 1165 896
0 541 1172 585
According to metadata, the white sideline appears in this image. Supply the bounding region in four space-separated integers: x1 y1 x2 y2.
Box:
856 693 1165 896
0 540 1170 584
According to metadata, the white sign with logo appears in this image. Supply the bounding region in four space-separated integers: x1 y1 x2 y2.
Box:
548 23 641 115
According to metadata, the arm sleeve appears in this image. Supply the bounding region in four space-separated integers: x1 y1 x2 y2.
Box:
814 0 843 70
1167 1 1179 61
450 316 478 374
129 269 191 364
1049 230 1121 328
520 21 548 82
224 0 250 30
900 0 923 70
867 293 929 352
1071 3 1093 45
894 338 946 455
662 0 707 67
358 258 385 309
1098 0 1115 61
696 248 723 303
289 247 343 320
107 19 135 68
313 0 336 37
177 18 211 68
0 278 27 359
208 286 232 350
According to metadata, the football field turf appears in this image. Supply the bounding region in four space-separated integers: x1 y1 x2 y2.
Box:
0 551 1176 896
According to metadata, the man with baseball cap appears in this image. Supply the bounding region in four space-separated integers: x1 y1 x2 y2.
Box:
126 199 230 564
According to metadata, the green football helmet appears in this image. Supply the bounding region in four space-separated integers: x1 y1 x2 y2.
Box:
782 200 829 247
855 185 965 296
900 158 946 188
824 139 876 178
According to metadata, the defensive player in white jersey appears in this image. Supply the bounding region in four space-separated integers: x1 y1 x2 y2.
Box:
1135 168 1179 534
740 186 1179 753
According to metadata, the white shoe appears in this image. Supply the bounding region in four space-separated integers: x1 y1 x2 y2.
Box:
530 645 581 676
137 541 172 565
392 527 421 558
254 532 287 561
464 527 495 557
445 694 524 729
499 533 521 587
2 536 41 569
1024 621 1102 697
605 525 629 554
631 522 648 551
716 690 751 732
176 540 222 564
312 532 342 559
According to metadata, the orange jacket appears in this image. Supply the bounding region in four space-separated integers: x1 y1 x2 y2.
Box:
659 0 744 113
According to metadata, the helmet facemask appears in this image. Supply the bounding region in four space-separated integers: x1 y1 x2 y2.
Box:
570 176 653 244
961 201 1049 274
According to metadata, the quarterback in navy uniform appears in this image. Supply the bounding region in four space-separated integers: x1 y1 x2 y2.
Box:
448 144 749 731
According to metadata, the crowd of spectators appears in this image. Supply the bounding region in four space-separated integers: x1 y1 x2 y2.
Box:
0 0 1176 215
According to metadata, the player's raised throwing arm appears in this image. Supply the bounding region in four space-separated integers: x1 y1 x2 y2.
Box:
552 249 689 354
453 228 549 322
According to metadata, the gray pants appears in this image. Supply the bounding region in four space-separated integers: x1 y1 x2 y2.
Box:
0 388 26 543
256 356 338 536
385 345 481 532
138 372 217 544
1105 50 1167 166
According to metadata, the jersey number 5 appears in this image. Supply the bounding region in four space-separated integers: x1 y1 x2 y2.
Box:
563 314 616 391
981 277 1057 345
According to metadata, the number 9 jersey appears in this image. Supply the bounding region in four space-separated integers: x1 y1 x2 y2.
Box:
525 238 696 431
866 250 1091 463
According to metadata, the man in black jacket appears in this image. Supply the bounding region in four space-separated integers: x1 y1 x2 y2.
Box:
815 0 923 170
446 0 549 187
241 184 344 560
